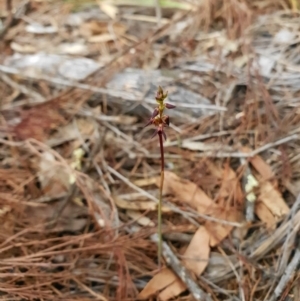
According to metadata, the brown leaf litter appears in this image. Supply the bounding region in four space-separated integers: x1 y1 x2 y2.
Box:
1 0 300 300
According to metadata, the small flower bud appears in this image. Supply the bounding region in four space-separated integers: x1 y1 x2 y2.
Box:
155 86 163 100
165 103 176 109
155 86 168 101
151 108 159 119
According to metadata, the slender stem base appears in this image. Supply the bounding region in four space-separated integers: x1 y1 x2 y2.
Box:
158 132 164 269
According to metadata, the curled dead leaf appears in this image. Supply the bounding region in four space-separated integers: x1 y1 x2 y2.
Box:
38 152 71 197
138 227 210 300
249 155 274 181
259 181 289 218
205 209 243 247
137 268 178 299
255 202 276 229
159 171 241 245
24 201 87 232
159 171 218 213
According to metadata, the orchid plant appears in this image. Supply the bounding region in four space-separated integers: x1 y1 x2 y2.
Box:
145 86 176 268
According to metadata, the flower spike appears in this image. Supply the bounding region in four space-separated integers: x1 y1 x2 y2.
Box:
155 86 168 102
144 86 176 269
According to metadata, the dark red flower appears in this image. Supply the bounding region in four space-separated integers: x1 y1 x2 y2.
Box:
145 86 175 141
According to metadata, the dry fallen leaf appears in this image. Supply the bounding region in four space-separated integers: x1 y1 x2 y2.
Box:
249 155 274 181
255 202 276 229
158 278 186 301
240 148 289 220
206 161 243 203
160 171 218 213
241 147 275 181
141 170 242 300
137 268 179 299
138 227 210 300
38 152 71 197
183 226 210 274
12 102 65 141
259 181 289 218
205 209 242 247
24 200 87 232
160 171 241 245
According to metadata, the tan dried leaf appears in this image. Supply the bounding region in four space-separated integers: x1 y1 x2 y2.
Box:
206 161 243 202
249 155 274 180
139 227 210 300
161 171 218 213
205 209 242 247
160 171 241 246
182 226 210 274
38 152 70 197
255 201 276 229
24 201 87 232
137 268 178 299
259 181 289 218
158 278 186 301
241 147 274 180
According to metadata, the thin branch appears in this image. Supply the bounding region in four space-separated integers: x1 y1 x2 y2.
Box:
142 134 299 158
268 240 300 301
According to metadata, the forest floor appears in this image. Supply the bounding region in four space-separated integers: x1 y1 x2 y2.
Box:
1 0 300 300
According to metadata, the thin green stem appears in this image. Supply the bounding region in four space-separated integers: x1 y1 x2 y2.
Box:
158 132 164 269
